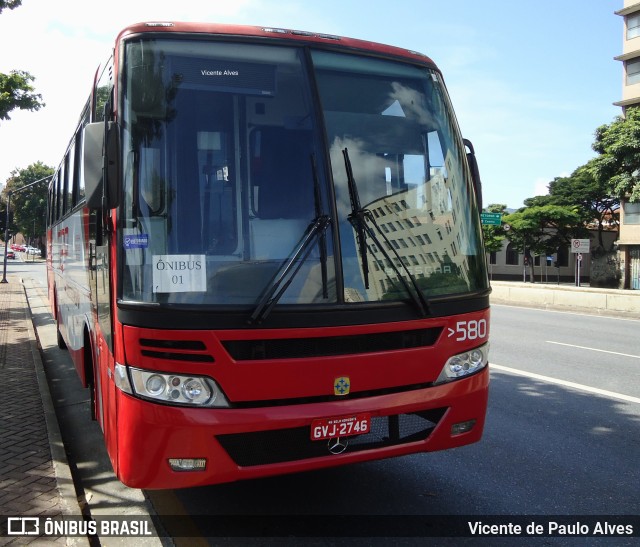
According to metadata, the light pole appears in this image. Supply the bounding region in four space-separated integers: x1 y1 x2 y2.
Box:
1 190 13 284
1 175 52 283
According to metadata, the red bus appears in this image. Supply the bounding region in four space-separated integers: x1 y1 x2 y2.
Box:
47 22 490 489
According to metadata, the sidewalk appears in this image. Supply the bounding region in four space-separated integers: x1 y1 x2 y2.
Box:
0 275 85 546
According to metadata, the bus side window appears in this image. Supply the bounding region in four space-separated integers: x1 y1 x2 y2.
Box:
94 57 113 122
65 143 75 213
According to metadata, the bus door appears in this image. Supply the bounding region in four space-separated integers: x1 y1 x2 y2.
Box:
89 207 114 436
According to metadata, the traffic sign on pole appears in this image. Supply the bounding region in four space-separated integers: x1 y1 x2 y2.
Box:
571 239 590 254
480 212 502 226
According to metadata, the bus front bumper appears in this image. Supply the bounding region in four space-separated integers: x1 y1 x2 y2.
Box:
114 366 489 489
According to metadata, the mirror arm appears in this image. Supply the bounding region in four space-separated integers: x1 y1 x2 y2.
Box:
463 138 482 211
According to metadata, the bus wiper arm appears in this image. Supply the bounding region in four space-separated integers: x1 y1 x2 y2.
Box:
248 214 330 325
364 213 430 317
342 148 429 317
342 148 370 289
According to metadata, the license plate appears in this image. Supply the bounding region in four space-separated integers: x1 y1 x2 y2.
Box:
310 413 371 441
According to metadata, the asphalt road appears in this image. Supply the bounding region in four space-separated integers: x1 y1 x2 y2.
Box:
16 258 640 546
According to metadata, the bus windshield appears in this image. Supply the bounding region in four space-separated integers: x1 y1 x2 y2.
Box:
120 38 487 308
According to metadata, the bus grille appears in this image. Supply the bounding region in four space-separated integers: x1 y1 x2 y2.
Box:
221 328 442 361
215 409 445 467
139 338 215 363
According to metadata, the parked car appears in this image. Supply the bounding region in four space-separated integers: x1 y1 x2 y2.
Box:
11 244 26 252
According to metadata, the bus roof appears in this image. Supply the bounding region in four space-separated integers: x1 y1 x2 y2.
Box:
116 21 436 68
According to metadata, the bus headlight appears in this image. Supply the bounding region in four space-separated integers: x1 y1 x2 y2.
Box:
115 364 230 408
435 343 489 385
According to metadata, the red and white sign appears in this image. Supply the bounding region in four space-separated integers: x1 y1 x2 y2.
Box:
571 239 590 254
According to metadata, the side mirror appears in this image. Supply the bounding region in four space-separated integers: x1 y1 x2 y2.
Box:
463 138 482 211
83 121 121 210
83 122 104 209
105 122 121 208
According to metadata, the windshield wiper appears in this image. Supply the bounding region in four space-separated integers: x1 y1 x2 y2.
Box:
343 148 370 289
248 155 330 325
342 148 430 317
248 215 330 325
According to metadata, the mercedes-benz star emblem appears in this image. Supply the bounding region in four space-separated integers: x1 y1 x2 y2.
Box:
327 437 349 455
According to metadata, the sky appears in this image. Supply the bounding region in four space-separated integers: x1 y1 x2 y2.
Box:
0 0 624 209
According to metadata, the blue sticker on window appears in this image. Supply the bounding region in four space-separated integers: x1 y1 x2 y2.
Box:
124 234 149 249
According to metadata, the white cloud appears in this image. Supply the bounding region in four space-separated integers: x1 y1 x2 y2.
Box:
533 177 550 197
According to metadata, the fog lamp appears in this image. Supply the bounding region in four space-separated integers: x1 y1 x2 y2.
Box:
168 458 207 472
451 419 476 436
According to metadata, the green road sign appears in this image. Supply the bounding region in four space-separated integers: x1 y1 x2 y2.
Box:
480 212 502 226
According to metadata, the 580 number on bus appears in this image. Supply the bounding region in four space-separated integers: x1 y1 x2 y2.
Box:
448 319 488 342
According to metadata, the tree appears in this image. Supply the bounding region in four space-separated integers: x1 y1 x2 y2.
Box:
481 203 508 255
539 163 619 252
0 71 44 121
590 107 640 202
0 1 44 121
1 162 53 248
503 205 587 282
0 1 22 14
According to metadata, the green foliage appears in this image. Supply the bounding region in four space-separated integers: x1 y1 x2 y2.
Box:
503 205 588 258
1 163 53 241
589 107 640 202
0 1 22 14
519 163 619 252
0 2 44 122
0 70 44 121
481 203 508 254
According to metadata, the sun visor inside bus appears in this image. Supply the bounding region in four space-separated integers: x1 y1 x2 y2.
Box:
129 57 277 116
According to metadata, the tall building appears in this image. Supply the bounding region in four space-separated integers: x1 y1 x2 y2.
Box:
615 1 640 111
615 1 640 289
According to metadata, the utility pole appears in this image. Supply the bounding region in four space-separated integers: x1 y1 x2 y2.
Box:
1 175 52 283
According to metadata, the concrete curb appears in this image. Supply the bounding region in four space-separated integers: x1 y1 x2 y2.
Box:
490 281 640 319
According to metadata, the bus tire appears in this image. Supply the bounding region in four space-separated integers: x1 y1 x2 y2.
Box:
56 326 67 349
84 330 97 421
89 370 97 422
55 304 67 350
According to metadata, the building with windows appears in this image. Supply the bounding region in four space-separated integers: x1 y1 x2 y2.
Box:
614 1 640 289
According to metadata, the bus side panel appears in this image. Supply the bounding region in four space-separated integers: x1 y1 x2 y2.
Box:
94 322 119 475
53 211 94 386
46 227 55 315
95 212 122 477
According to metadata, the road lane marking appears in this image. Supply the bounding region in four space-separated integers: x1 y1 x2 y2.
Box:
491 363 640 405
546 341 640 360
